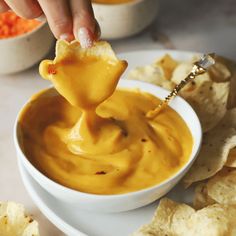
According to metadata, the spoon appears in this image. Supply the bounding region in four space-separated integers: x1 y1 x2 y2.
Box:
146 53 216 119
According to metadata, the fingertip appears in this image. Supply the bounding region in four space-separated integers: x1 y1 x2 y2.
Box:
76 20 100 48
59 33 74 42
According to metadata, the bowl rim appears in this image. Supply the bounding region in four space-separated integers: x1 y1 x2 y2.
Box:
0 19 47 42
14 79 202 199
92 0 146 7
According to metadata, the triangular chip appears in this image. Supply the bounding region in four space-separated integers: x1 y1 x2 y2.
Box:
0 202 39 236
225 147 236 167
171 62 211 92
132 198 194 236
193 183 216 209
208 61 231 82
127 64 175 91
133 198 236 236
183 109 236 187
155 54 178 80
207 167 236 205
181 80 229 132
39 40 127 109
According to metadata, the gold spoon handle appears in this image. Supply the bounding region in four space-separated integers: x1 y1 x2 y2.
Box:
146 54 215 119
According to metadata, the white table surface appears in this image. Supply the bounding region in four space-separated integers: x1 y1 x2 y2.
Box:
0 0 235 235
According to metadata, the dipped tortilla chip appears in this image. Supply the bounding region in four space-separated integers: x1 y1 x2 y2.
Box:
184 109 236 187
133 198 236 236
39 40 127 108
0 202 39 236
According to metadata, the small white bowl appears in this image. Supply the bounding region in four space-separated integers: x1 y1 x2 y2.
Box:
92 0 158 39
14 80 202 213
0 21 54 74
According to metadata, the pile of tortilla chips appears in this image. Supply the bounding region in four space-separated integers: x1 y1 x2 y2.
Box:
133 198 236 236
129 54 236 235
0 202 39 236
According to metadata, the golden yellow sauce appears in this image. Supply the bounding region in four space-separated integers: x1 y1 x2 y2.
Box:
18 40 193 195
19 88 193 194
92 0 134 4
39 54 127 109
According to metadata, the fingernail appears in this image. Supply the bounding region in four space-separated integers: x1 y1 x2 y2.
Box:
78 27 93 48
59 33 74 42
36 14 46 22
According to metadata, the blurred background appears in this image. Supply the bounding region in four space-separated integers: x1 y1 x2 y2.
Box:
0 0 235 74
111 0 236 59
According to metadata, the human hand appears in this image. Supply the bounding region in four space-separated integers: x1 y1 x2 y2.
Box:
0 0 100 48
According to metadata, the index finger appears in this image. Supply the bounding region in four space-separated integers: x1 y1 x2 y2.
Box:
4 0 42 18
0 1 10 12
38 0 74 41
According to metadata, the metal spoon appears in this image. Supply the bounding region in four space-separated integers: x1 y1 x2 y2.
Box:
146 53 216 119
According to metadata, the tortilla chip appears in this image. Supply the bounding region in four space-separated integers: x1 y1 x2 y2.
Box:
133 198 236 236
227 70 236 109
193 183 216 209
208 61 231 82
0 202 39 236
225 147 236 167
168 60 230 132
181 81 229 132
54 39 122 62
153 198 195 234
132 198 195 236
127 64 175 91
206 167 236 205
39 40 127 108
171 62 211 92
132 224 166 236
187 204 236 236
183 109 236 187
155 54 178 80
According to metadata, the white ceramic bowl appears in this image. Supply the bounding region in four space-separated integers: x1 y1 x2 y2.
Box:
14 80 202 213
0 21 54 74
92 0 158 39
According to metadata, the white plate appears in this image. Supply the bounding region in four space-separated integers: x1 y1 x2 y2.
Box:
18 50 199 236
19 159 194 236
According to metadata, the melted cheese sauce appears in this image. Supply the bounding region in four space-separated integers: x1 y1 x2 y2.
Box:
18 40 193 195
19 88 193 194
